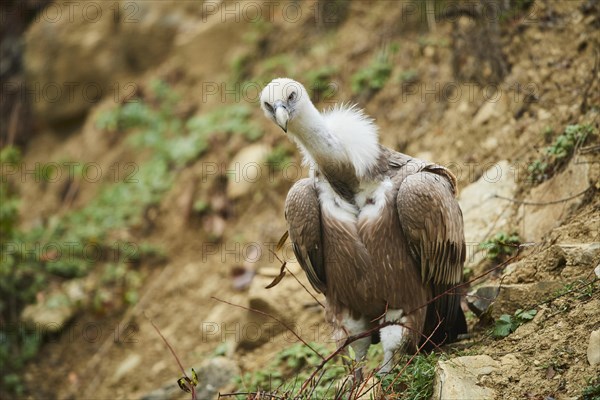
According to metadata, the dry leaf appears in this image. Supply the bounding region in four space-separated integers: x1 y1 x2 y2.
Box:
265 263 287 289
276 231 289 252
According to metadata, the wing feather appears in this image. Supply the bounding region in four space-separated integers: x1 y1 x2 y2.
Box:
397 167 465 287
284 178 326 293
396 165 467 346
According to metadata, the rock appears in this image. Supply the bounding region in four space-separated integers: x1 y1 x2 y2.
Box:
20 278 87 332
468 281 564 318
518 159 591 242
112 354 142 383
240 274 299 349
558 242 600 280
432 355 498 400
238 261 323 349
194 357 240 400
472 95 508 126
466 285 500 316
595 263 600 279
172 2 263 83
23 0 189 122
140 357 240 400
458 160 518 268
356 377 380 399
588 329 600 366
226 144 271 200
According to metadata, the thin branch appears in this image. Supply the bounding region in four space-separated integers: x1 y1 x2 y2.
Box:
492 187 591 206
219 391 284 399
388 318 443 389
537 276 599 307
580 48 599 113
285 265 325 309
145 313 197 400
296 315 442 397
269 249 325 308
146 313 187 375
211 296 325 360
408 248 524 316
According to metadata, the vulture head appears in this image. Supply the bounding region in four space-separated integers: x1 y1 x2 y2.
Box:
259 78 314 134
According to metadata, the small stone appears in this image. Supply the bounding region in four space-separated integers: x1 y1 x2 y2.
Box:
20 278 87 333
466 285 500 316
432 355 498 400
473 96 508 126
141 357 240 400
226 144 271 200
587 329 600 366
594 263 600 279
112 354 142 382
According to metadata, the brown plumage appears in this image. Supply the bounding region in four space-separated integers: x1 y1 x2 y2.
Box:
260 78 467 373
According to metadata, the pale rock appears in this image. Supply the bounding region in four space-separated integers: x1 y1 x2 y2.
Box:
356 377 380 399
459 160 518 268
226 144 271 200
588 329 600 366
432 355 498 400
24 1 189 122
20 278 87 333
113 354 142 382
240 265 323 349
483 136 499 150
173 1 256 83
518 159 590 242
473 96 508 126
240 274 303 349
537 108 552 120
595 263 600 279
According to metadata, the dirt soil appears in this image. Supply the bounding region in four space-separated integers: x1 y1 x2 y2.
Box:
10 0 600 399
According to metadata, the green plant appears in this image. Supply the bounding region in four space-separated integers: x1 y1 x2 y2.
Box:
581 379 600 400
379 352 439 400
266 145 294 171
254 54 295 85
528 124 595 183
493 308 537 338
305 66 338 100
479 232 520 261
399 69 419 83
351 49 395 97
0 81 187 394
0 146 44 395
193 200 210 215
233 342 345 399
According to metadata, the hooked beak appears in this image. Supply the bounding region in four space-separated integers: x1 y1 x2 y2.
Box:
273 100 289 133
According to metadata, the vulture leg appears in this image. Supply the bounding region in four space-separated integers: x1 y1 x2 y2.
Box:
333 313 371 381
378 309 412 375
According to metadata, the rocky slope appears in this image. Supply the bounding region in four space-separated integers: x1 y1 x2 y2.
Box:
2 0 599 399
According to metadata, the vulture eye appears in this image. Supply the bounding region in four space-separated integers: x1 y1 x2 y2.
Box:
264 102 274 113
288 92 296 102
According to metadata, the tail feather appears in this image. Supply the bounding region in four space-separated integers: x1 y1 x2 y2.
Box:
420 287 467 351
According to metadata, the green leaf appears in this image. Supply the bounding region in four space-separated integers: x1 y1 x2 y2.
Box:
191 368 198 386
493 314 513 338
177 377 192 393
348 345 356 361
517 309 537 321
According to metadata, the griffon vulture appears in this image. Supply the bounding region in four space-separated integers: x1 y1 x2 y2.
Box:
259 78 467 374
